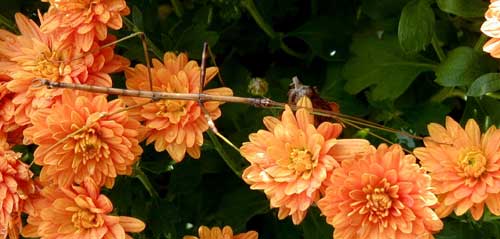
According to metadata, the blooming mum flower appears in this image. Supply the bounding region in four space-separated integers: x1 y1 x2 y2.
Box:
0 13 128 127
240 96 370 224
481 0 500 57
318 144 443 239
413 116 500 220
21 177 145 239
41 0 130 52
0 146 36 239
123 52 233 162
183 226 258 239
23 90 142 188
0 74 24 146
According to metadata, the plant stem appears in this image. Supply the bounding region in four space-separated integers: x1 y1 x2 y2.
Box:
207 132 243 176
135 166 160 199
431 35 446 62
241 0 276 38
487 92 500 100
170 0 184 18
241 0 306 59
430 87 465 102
474 34 489 52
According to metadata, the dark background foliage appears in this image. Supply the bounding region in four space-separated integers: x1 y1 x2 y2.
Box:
2 0 500 238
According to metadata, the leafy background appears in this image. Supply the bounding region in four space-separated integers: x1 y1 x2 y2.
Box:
1 0 500 238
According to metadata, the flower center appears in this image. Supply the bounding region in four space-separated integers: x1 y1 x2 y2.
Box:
458 148 487 178
73 128 109 163
362 180 393 223
32 51 62 81
71 209 103 230
288 148 314 173
157 99 188 124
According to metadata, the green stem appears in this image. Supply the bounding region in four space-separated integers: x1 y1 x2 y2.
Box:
486 92 500 100
279 38 307 59
474 34 489 52
170 0 184 18
242 0 277 38
207 131 242 177
135 166 160 199
430 87 465 103
241 0 306 59
431 35 446 62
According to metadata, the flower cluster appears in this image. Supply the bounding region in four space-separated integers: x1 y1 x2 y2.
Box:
22 178 145 239
0 0 498 238
318 144 443 238
239 96 448 238
0 0 144 238
122 52 233 162
482 0 500 57
414 117 500 221
240 96 371 224
23 90 143 188
40 0 130 52
0 144 36 239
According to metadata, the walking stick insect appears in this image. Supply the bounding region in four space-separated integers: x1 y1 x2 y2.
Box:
31 32 426 165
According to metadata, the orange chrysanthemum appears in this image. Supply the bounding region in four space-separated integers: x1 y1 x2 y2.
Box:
240 97 370 224
183 226 258 239
21 178 145 239
0 13 128 127
23 90 142 188
414 116 500 220
0 74 24 146
41 0 130 52
0 146 36 239
123 52 233 162
318 144 443 239
481 0 500 57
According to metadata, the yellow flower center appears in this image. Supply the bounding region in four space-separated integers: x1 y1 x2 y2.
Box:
288 148 314 173
458 148 487 178
71 209 103 230
157 99 188 124
73 128 109 163
363 180 393 223
32 51 62 81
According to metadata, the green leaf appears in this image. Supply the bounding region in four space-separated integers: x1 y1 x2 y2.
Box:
321 63 368 117
361 0 410 20
301 207 333 239
175 24 219 60
149 200 180 239
401 102 452 135
167 160 202 196
287 16 351 60
434 218 478 239
398 0 435 52
213 187 270 231
131 5 144 30
462 97 500 129
467 73 500 96
435 47 496 87
436 0 488 18
343 35 436 100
